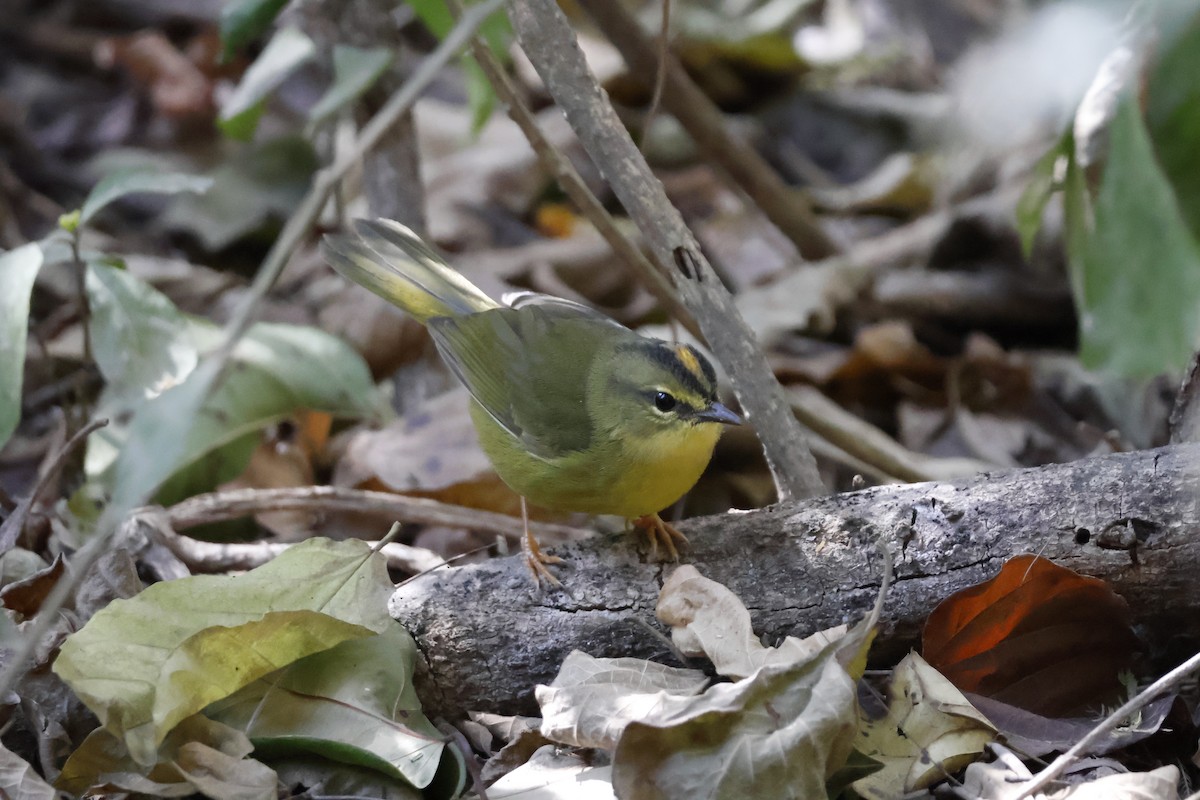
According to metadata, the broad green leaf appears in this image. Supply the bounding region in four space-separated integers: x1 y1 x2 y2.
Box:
1016 132 1070 257
308 45 394 126
1147 11 1200 241
210 626 465 796
610 639 860 799
219 26 316 140
0 741 56 800
84 262 382 510
79 169 212 227
54 538 393 767
1066 98 1200 376
852 653 995 798
0 243 43 450
86 261 208 404
59 713 274 798
220 0 291 61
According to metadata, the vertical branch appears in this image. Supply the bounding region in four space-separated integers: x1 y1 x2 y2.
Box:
505 0 826 501
575 0 838 261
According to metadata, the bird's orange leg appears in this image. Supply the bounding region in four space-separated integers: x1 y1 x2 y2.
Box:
521 497 563 587
632 513 689 561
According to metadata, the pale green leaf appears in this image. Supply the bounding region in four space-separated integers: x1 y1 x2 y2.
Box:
1147 11 1200 241
0 243 43 450
220 0 290 61
79 170 212 227
852 653 995 798
59 714 270 798
162 136 317 251
308 45 394 126
1066 98 1200 376
86 261 208 404
210 626 465 796
53 538 393 766
220 26 316 139
1016 132 1070 257
85 284 383 509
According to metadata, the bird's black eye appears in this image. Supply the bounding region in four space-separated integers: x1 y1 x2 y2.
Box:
654 391 677 412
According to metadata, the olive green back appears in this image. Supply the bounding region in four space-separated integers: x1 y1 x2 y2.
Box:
428 299 633 459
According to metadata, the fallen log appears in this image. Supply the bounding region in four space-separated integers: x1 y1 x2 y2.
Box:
390 444 1200 717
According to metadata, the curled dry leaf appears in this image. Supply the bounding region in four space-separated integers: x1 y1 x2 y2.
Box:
923 554 1137 716
488 745 615 800
852 652 996 798
656 564 847 680
536 651 708 750
958 755 1179 800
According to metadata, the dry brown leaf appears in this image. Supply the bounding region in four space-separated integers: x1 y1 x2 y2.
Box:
853 653 996 798
923 554 1137 716
657 565 846 679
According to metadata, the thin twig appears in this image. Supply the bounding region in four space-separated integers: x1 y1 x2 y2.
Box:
447 0 701 341
138 509 447 574
1014 649 1200 799
574 0 837 261
506 0 826 501
789 386 992 483
637 0 671 153
211 0 507 368
163 485 592 542
0 1 506 701
0 418 108 554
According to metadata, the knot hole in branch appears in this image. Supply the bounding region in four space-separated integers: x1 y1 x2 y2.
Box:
672 246 704 283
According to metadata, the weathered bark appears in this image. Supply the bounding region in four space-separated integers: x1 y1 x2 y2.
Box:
391 444 1200 718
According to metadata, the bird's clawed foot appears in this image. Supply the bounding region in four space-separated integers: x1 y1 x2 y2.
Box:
523 531 564 589
632 514 689 561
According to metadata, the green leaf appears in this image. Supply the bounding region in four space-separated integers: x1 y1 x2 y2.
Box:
1147 11 1200 241
219 26 316 140
162 136 318 251
86 261 209 405
308 46 394 126
407 0 510 134
220 0 291 62
82 261 382 509
0 243 43 450
1065 98 1200 376
97 320 383 509
210 626 466 796
54 538 393 767
1016 132 1070 258
78 170 212 227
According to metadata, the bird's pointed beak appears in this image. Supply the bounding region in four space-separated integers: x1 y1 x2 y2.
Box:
694 402 742 426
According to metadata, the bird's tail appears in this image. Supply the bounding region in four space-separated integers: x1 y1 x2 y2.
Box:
321 218 497 323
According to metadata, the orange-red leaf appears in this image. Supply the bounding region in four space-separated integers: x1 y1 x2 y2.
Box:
922 555 1136 717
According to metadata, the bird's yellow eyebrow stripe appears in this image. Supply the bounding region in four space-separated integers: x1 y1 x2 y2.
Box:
675 344 704 383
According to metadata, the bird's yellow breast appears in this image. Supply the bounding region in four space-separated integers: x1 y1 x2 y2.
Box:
470 401 722 518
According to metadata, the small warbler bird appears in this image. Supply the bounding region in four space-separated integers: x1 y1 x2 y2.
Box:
323 219 741 586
